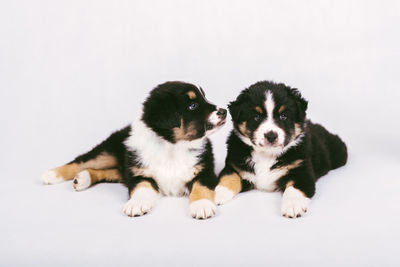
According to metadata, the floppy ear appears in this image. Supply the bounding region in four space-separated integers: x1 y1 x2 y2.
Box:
142 92 181 130
288 88 308 120
228 100 241 122
152 110 181 130
228 91 249 122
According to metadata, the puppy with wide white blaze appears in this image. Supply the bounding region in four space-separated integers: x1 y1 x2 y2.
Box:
41 81 227 219
215 81 348 218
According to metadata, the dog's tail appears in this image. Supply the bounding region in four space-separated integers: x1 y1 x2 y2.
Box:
328 133 348 170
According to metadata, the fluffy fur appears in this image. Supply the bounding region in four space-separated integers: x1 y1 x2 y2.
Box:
215 81 348 218
41 81 227 219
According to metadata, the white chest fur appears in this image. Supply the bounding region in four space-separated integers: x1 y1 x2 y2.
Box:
125 120 205 196
241 150 287 191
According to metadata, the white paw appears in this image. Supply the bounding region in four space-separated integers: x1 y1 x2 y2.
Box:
73 170 91 191
123 187 159 217
281 186 310 218
214 185 235 205
190 199 216 219
41 170 64 185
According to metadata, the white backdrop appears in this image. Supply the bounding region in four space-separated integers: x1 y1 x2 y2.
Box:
1 0 399 266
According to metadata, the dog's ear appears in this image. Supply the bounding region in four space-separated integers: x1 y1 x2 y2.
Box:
228 91 250 122
288 87 308 120
142 92 181 130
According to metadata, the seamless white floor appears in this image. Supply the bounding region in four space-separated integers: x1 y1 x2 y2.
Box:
1 0 399 266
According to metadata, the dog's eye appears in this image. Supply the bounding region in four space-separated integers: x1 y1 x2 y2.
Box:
254 114 261 122
280 114 287 121
188 102 199 111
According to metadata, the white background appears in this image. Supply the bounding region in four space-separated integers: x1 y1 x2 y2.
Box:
1 0 399 266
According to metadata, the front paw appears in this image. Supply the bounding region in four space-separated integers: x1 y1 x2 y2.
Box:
123 187 159 217
214 185 235 205
281 186 310 218
190 199 216 219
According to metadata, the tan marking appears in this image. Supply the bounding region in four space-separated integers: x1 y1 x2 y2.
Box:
279 105 285 113
51 153 118 181
81 153 118 170
238 121 251 138
230 164 244 176
285 181 307 197
293 123 303 139
255 106 263 113
130 166 150 177
130 181 156 197
218 173 242 194
233 160 302 184
187 91 197 99
53 163 80 180
86 168 121 184
173 119 197 141
279 160 304 175
189 181 214 203
193 164 204 177
286 181 294 188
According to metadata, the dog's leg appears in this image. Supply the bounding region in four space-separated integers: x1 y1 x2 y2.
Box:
189 180 216 220
41 152 118 185
41 126 130 185
73 168 121 191
281 181 312 218
123 178 160 217
214 165 243 205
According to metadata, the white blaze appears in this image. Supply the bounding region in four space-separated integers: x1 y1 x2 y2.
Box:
253 91 286 149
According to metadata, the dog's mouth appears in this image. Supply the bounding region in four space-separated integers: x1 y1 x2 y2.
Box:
216 119 226 127
258 142 283 148
205 118 226 132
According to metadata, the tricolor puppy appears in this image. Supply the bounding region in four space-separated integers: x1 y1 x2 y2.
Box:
41 81 227 219
215 81 347 218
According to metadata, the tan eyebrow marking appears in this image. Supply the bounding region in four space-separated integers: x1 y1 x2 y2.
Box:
279 105 285 113
187 91 197 99
255 106 263 113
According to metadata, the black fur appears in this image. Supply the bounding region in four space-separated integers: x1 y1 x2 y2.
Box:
219 81 347 200
67 81 225 199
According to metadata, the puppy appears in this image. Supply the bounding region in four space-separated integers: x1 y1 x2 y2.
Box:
214 81 347 218
41 81 227 219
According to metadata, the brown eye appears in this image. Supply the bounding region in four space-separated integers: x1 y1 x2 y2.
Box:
280 114 287 121
188 102 198 111
254 114 261 122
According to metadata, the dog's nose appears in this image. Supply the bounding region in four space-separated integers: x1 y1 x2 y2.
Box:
264 131 278 143
217 108 227 119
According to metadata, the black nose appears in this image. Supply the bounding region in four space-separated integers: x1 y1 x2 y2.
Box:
264 131 278 143
217 108 227 119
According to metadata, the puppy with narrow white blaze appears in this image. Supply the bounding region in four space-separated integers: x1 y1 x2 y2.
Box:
41 81 227 219
216 81 348 218
253 92 286 153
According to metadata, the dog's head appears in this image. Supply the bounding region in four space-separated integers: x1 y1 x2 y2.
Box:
142 81 227 143
229 81 308 155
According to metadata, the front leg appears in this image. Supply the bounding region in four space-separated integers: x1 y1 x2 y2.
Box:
214 165 243 205
280 181 314 218
188 172 217 220
123 176 160 217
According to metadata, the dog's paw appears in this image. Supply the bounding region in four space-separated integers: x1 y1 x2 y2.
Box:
214 185 235 205
190 199 216 219
41 170 64 185
123 187 159 217
281 186 310 218
73 170 91 191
